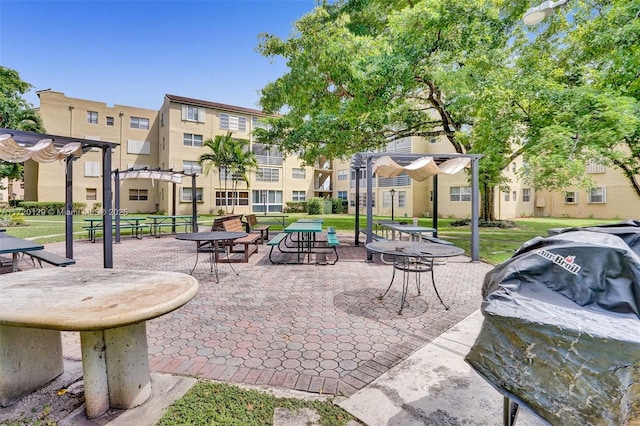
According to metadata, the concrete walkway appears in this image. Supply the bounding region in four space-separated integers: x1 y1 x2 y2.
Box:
338 310 548 425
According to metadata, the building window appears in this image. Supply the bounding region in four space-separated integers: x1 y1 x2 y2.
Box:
86 188 97 201
504 191 510 202
512 191 517 202
220 113 247 131
183 133 203 147
252 143 283 166
586 162 606 174
429 137 437 144
252 116 269 130
129 189 148 201
398 191 406 207
183 160 202 174
522 188 531 202
127 139 151 154
256 167 279 182
565 191 578 204
588 187 606 203
215 191 249 206
84 161 100 177
292 168 306 179
87 111 98 124
450 186 471 202
106 116 114 126
182 105 205 123
338 191 347 201
337 170 348 181
130 117 149 130
181 187 203 202
252 190 283 213
292 190 306 202
126 163 149 170
512 162 516 172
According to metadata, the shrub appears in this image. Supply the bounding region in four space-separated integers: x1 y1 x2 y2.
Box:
285 201 306 213
331 198 344 214
306 198 323 215
451 219 517 228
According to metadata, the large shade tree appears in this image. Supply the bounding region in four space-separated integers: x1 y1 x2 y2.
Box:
255 0 640 220
0 66 45 201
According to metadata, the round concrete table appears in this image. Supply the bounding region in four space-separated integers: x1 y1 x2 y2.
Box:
0 268 199 418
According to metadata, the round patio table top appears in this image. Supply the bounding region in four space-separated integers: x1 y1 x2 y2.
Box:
365 240 464 258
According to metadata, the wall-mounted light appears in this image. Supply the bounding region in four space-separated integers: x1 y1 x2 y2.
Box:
523 0 567 25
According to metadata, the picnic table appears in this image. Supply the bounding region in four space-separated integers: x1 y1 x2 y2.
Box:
267 218 340 265
0 232 44 272
147 215 195 237
0 268 198 418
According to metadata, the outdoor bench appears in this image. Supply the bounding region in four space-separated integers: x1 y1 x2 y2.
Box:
327 232 340 246
267 233 288 246
421 236 454 245
360 230 389 242
245 214 271 243
24 250 75 268
84 224 150 242
221 218 261 262
151 222 191 237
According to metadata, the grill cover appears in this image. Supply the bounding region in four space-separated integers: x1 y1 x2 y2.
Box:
466 229 640 425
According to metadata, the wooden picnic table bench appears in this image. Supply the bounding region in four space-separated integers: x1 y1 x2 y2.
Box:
245 214 271 243
221 218 261 262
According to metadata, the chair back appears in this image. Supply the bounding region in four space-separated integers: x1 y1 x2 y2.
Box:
246 214 258 229
212 214 242 231
221 218 245 233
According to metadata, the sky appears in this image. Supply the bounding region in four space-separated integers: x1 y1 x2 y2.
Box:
0 0 317 111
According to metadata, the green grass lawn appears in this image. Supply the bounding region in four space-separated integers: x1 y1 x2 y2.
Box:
1 213 618 425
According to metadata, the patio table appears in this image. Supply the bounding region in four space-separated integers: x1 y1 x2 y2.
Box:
380 223 436 241
175 231 247 282
0 232 44 272
365 240 464 314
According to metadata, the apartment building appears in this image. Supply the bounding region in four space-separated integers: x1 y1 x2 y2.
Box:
28 90 639 220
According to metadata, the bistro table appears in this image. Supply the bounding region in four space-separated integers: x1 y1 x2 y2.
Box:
366 240 464 314
0 232 44 272
175 231 247 282
0 268 198 418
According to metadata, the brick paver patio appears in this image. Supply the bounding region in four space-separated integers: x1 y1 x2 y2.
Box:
34 233 491 397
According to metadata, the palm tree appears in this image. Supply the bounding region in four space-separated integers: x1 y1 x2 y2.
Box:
227 139 258 213
199 132 257 214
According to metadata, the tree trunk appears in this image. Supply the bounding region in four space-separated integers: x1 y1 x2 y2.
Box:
481 184 495 222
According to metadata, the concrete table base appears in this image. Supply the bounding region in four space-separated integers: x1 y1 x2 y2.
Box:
80 322 151 418
0 326 64 407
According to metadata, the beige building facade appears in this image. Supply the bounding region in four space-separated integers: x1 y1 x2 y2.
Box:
28 90 639 221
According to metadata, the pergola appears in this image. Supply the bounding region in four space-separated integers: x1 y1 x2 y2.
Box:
0 128 118 267
351 152 482 262
113 167 199 242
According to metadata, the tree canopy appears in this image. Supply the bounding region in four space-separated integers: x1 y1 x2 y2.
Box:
0 66 45 183
255 0 640 218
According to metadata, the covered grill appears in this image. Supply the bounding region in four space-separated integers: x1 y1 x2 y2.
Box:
466 222 640 425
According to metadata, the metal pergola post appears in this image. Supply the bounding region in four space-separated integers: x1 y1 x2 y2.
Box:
102 146 113 268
